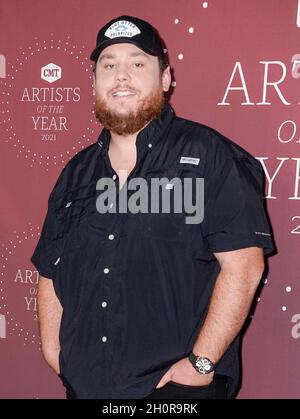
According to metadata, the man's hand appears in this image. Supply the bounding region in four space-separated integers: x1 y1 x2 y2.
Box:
155 357 214 389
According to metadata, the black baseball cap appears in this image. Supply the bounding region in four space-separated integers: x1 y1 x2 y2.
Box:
90 15 167 65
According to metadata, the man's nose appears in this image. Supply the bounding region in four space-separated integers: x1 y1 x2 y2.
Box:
115 64 131 82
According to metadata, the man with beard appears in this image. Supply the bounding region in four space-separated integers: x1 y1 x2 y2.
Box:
31 15 274 399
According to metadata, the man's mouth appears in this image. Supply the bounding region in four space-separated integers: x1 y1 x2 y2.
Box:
112 90 136 97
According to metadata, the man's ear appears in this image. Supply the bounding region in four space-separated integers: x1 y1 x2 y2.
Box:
162 66 171 92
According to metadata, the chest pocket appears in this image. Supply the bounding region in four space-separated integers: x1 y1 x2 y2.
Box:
53 184 96 254
139 163 203 243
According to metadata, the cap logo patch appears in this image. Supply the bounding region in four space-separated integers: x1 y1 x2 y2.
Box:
104 20 141 39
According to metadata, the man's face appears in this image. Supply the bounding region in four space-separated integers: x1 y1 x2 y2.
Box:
93 43 171 135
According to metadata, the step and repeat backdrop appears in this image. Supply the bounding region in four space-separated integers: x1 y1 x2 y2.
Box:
0 0 299 398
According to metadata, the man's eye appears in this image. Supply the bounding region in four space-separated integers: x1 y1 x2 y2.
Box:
104 64 115 69
133 63 144 68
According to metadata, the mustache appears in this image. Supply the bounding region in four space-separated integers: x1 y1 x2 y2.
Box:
109 86 138 94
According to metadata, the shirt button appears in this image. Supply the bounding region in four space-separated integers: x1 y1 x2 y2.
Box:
103 268 110 274
102 336 107 342
112 174 117 180
148 143 152 148
109 203 114 209
108 234 115 240
101 301 107 308
54 257 60 266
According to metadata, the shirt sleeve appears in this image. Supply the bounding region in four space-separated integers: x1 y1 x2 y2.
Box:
30 143 98 280
30 197 62 280
30 163 69 281
201 143 274 255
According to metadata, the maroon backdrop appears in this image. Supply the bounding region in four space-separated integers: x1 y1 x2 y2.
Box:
0 0 299 399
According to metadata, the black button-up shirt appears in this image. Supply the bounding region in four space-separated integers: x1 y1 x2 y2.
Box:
31 103 274 399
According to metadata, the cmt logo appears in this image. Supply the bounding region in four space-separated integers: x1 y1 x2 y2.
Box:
0 54 6 78
0 314 6 338
41 63 61 83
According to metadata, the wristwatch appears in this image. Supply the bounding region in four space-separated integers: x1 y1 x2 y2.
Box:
188 352 216 374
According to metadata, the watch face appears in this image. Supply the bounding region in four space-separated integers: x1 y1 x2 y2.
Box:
195 357 214 374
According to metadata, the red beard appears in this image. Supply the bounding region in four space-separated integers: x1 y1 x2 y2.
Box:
94 88 165 135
